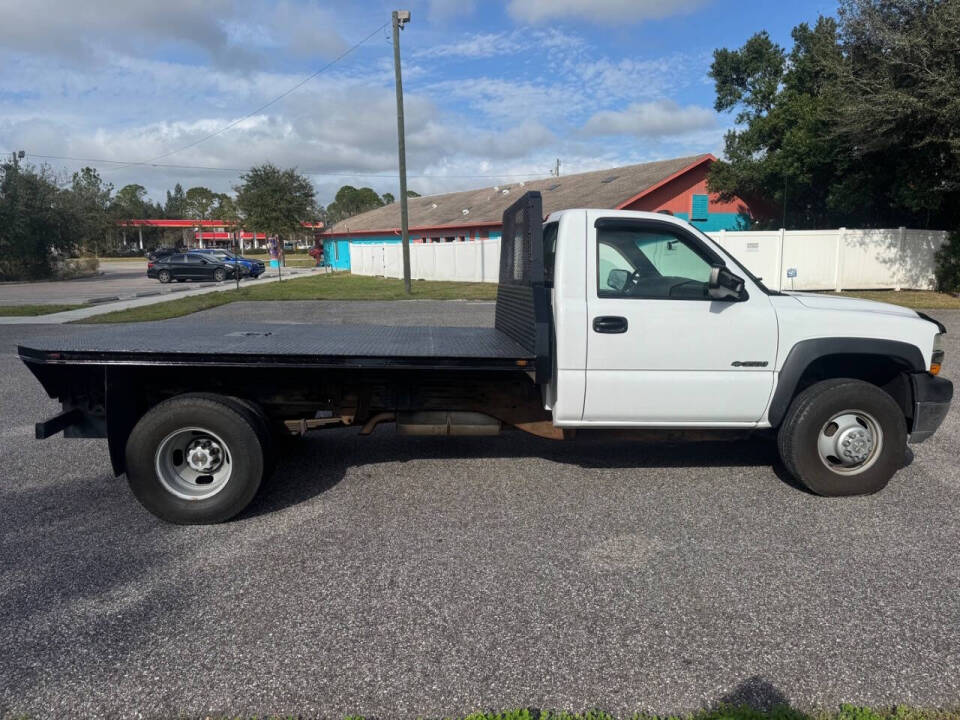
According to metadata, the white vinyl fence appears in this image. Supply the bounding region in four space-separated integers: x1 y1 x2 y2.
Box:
352 239 502 283
351 227 949 291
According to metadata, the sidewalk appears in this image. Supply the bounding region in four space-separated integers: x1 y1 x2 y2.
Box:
0 267 324 325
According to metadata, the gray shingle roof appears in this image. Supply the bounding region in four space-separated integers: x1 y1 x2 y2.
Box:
327 154 710 234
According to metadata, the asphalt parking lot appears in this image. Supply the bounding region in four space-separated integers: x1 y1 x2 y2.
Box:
1 302 958 719
0 260 297 308
0 260 164 306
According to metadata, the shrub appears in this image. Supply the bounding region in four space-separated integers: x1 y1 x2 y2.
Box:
56 256 100 279
934 230 960 293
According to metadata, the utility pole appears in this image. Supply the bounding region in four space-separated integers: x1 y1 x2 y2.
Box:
551 158 561 177
392 9 412 294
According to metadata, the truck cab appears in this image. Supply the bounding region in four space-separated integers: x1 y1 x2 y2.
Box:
542 207 945 431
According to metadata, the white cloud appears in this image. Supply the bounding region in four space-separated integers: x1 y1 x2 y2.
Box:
0 0 347 69
582 100 717 138
414 27 584 60
427 0 476 22
0 2 724 207
508 0 711 24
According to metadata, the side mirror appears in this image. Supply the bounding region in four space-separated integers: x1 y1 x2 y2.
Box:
708 264 746 300
607 268 630 292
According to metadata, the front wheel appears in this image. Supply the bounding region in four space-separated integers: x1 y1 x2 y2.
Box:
125 395 265 524
777 378 907 496
213 268 226 282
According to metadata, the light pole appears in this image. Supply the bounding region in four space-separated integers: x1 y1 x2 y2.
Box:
392 9 412 294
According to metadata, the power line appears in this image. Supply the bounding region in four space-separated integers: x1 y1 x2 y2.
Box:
105 22 389 172
14 151 552 180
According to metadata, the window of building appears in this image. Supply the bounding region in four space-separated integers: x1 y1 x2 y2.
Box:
691 194 709 221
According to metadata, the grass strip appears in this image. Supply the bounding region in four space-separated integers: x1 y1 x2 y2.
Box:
79 273 497 323
166 705 960 720
0 303 87 316
836 290 960 309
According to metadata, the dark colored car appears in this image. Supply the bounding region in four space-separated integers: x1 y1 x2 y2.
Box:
147 247 178 262
190 248 266 278
147 253 243 283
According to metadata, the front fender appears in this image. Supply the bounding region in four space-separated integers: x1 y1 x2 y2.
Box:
768 337 926 427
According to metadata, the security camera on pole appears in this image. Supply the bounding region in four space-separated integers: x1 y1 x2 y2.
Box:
392 10 412 294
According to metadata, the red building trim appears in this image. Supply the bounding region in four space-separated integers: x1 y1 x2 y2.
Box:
117 219 323 229
321 220 502 239
196 231 267 240
614 154 716 210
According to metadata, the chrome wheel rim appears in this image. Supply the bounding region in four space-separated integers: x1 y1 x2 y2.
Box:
155 427 232 500
817 410 882 475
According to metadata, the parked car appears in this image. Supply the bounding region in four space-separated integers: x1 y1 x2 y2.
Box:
147 253 243 283
190 248 266 278
147 247 178 262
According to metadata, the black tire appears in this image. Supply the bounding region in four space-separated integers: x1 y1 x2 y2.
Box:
125 395 265 524
214 268 226 282
777 378 906 496
226 396 277 478
158 270 171 284
151 392 277 482
167 393 275 475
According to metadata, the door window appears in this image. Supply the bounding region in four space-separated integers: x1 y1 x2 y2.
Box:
597 226 714 299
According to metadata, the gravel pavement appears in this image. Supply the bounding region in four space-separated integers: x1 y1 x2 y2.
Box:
1 303 958 719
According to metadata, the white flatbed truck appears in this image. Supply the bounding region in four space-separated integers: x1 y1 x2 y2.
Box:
20 192 952 523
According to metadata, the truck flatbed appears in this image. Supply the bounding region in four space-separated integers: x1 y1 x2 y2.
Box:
18 321 535 371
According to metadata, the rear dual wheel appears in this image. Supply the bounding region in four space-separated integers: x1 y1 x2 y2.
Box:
125 394 271 524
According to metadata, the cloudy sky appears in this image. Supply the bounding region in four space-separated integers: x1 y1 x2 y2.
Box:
0 0 835 206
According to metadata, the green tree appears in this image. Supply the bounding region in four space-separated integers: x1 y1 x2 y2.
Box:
185 186 217 223
210 193 240 223
0 159 74 280
831 0 960 230
325 185 385 223
381 192 395 205
709 20 854 228
708 1 960 232
113 184 148 218
164 183 187 218
235 164 316 240
64 167 113 254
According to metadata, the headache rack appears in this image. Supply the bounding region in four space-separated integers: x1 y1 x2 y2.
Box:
495 191 552 384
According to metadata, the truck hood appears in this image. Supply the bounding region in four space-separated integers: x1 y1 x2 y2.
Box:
784 292 920 320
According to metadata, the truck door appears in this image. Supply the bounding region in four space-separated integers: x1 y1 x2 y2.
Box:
583 213 777 425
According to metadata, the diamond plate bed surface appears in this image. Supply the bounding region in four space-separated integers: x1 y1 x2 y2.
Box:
19 322 534 362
